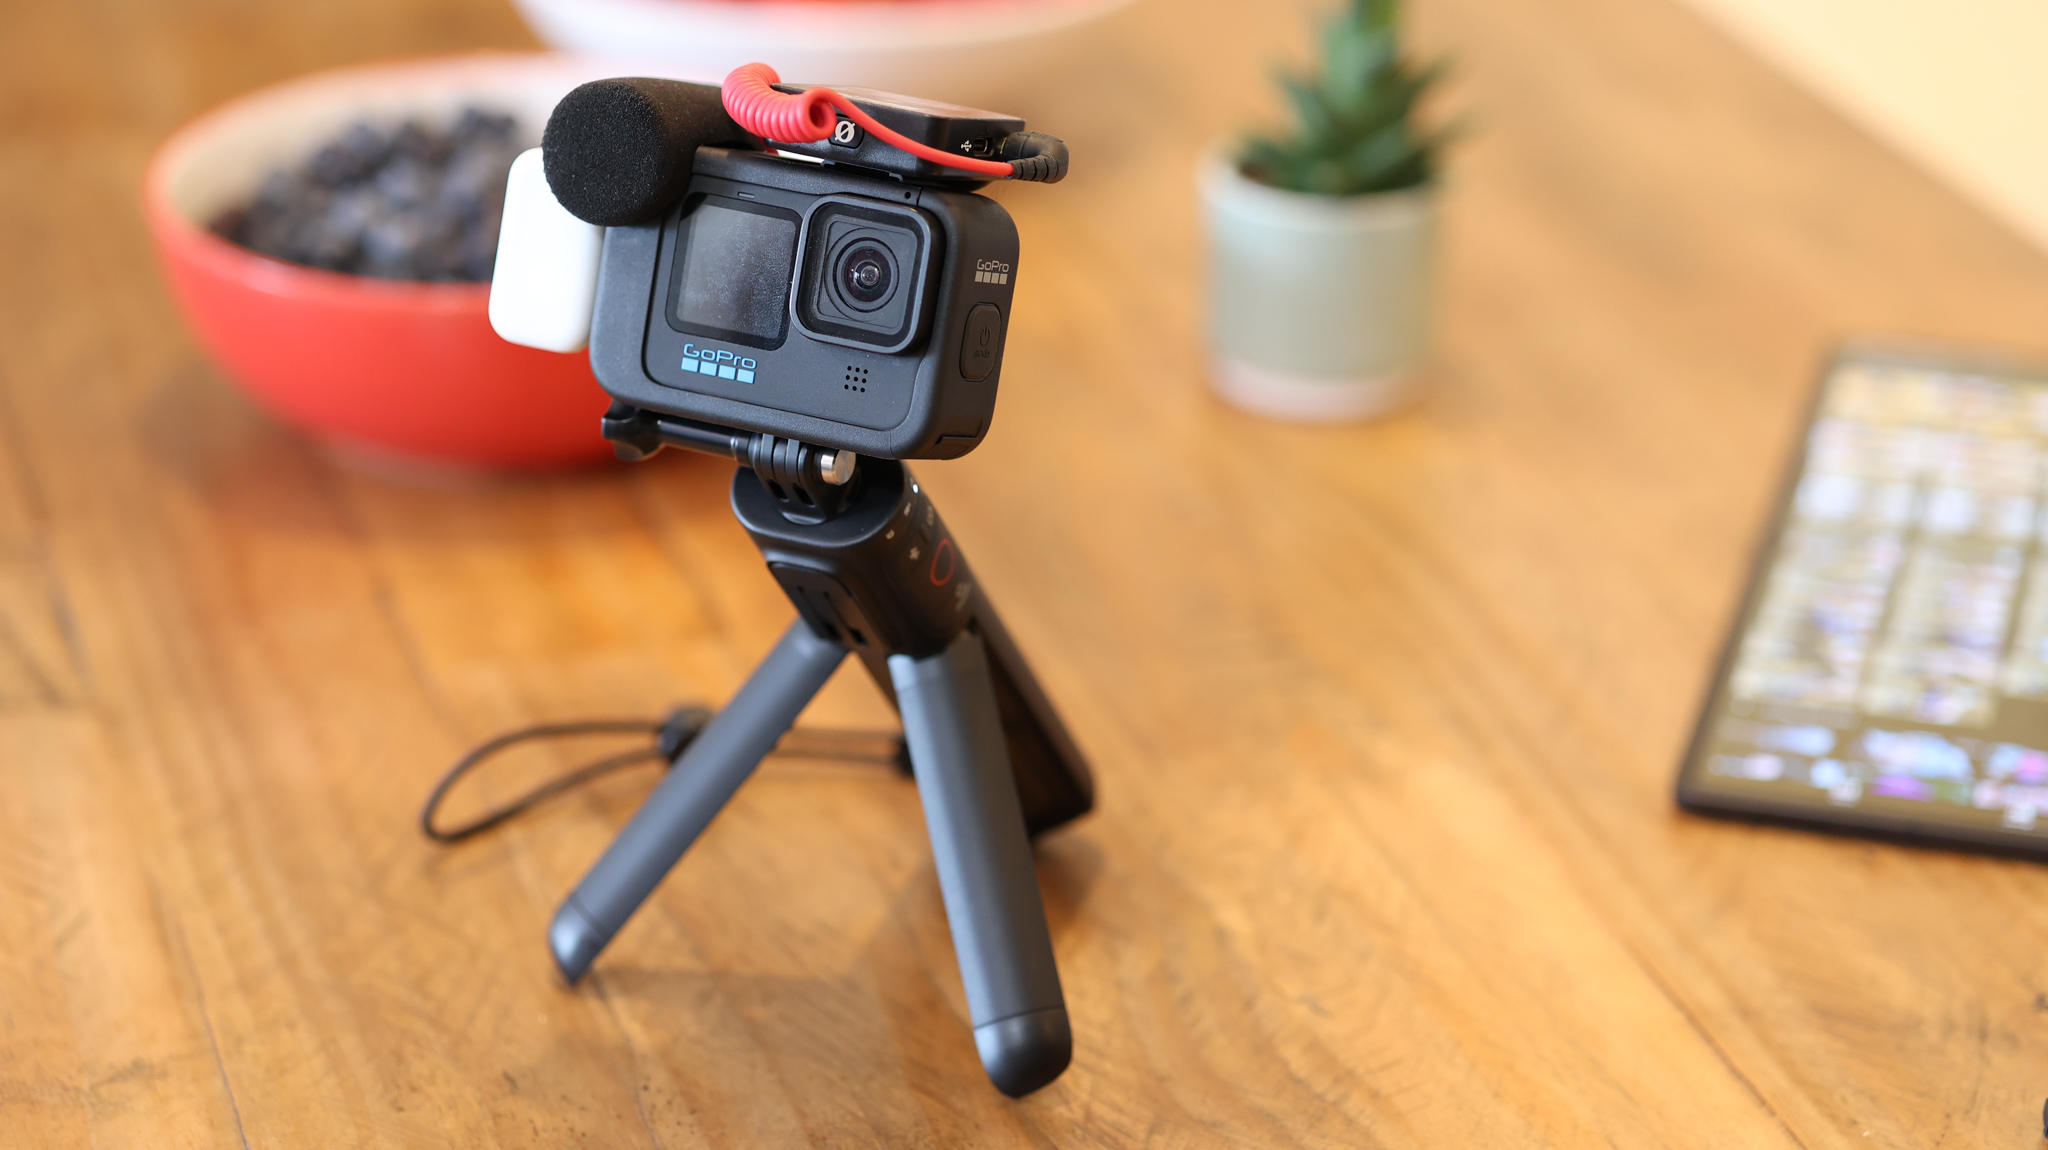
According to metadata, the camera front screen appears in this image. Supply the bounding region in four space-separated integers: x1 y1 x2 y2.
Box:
670 197 800 347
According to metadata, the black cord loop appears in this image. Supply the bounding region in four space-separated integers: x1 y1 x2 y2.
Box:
420 705 907 844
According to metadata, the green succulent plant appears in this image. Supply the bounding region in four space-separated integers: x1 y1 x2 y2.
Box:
1239 0 1453 197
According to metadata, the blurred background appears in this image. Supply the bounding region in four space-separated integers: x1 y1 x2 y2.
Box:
1682 0 2048 253
28 0 2048 467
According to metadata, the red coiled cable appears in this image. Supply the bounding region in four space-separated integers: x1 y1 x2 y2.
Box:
721 63 1016 179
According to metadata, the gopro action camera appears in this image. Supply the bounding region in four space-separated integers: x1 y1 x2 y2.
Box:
489 77 1061 464
590 145 1018 459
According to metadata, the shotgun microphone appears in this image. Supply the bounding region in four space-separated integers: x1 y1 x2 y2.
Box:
540 77 753 227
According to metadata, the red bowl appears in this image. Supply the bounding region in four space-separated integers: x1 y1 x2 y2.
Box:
145 53 638 468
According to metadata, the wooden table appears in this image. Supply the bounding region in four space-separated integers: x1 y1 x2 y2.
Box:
9 0 2048 1145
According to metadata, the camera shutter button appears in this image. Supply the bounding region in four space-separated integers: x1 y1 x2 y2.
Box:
959 303 1003 381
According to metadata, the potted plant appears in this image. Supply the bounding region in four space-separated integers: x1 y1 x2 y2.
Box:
1202 0 1453 421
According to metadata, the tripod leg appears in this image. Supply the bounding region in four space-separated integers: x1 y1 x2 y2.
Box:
549 620 846 982
890 631 1071 1097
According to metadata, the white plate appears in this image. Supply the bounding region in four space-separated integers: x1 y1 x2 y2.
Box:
510 0 1134 108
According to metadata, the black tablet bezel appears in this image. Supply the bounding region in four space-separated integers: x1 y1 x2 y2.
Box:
1674 340 2048 861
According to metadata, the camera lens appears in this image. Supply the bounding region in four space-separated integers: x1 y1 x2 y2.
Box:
794 202 932 352
837 243 895 307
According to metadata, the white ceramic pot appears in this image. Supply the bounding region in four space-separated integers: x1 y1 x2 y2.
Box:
1200 148 1436 422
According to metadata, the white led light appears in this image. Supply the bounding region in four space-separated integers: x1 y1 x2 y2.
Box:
489 148 603 354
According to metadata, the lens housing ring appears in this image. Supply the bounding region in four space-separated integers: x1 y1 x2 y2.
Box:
791 195 939 355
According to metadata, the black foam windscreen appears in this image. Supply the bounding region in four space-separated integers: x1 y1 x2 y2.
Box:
542 78 753 227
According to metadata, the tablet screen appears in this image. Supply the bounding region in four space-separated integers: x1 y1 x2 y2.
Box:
1678 347 2048 853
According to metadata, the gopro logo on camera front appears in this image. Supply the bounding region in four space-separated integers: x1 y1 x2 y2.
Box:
680 343 758 383
973 259 1011 286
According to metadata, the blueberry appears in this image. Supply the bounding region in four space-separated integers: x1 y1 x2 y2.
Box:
209 106 526 282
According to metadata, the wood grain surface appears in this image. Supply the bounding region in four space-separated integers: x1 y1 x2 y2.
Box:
7 0 2048 1145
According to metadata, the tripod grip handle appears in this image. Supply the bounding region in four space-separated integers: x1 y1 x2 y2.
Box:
549 620 845 981
891 631 1072 1097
